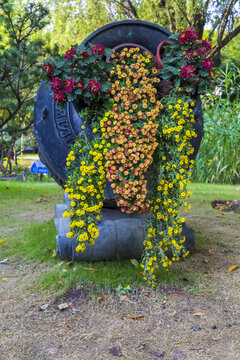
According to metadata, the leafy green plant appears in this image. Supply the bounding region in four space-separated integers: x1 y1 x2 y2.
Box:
42 43 112 108
161 30 214 94
192 63 240 184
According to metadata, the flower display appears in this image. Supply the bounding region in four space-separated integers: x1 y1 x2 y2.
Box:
181 64 195 79
53 90 66 103
88 79 101 95
64 46 76 60
161 30 214 94
202 58 213 70
64 78 74 92
50 77 62 91
178 29 198 43
42 43 112 107
43 31 214 286
91 44 105 55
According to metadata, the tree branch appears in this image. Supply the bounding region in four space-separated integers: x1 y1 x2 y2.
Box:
0 102 22 129
126 0 139 18
208 24 240 57
175 0 192 27
218 0 238 44
0 2 17 42
18 120 33 132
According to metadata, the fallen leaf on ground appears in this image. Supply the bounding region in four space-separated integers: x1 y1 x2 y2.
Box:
44 248 53 252
148 348 164 357
216 213 224 218
42 228 50 232
109 346 122 357
168 311 177 316
229 265 238 272
127 314 146 320
0 258 8 264
58 302 69 310
130 259 139 268
52 249 57 257
172 349 186 359
39 304 49 311
66 261 73 266
144 291 151 297
193 312 206 317
58 261 64 266
83 267 99 272
209 250 215 255
97 295 107 302
56 322 71 328
204 292 211 296
0 239 5 243
120 295 129 302
191 325 202 331
62 269 67 273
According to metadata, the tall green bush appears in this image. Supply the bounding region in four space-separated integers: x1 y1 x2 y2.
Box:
192 63 240 184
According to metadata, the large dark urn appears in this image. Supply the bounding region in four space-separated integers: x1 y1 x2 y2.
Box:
33 21 203 260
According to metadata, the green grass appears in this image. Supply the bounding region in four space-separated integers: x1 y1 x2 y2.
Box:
0 181 239 297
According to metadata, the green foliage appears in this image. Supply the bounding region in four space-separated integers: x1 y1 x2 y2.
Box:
161 32 214 95
43 43 113 107
0 0 50 173
192 63 240 183
2 180 240 297
48 0 116 52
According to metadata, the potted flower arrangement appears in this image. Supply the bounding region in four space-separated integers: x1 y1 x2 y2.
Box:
43 29 214 286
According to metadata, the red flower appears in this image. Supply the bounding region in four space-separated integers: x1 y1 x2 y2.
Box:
43 62 54 80
47 72 54 81
50 77 62 91
196 46 207 56
184 50 195 61
181 64 195 79
203 58 213 70
53 90 66 103
74 80 85 90
201 39 212 51
43 62 53 73
64 47 76 60
178 29 198 43
80 51 89 59
91 44 105 55
88 79 101 95
64 78 74 92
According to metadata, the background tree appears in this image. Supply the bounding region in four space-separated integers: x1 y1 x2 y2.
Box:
47 0 239 63
0 0 49 173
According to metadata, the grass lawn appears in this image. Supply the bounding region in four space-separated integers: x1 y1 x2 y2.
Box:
0 180 239 359
0 180 239 296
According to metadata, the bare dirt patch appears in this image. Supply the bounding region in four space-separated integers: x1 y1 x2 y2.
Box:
0 243 239 360
17 205 55 223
